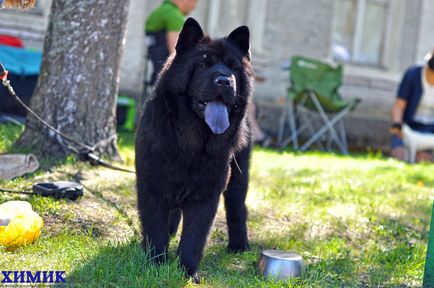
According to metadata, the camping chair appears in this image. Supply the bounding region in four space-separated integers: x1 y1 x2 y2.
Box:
277 55 360 154
116 95 137 131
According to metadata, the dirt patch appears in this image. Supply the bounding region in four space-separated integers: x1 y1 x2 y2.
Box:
33 166 138 242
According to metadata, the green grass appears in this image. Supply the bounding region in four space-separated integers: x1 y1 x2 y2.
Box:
0 123 432 287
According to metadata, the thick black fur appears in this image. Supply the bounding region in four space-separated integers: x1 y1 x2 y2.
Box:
135 18 253 279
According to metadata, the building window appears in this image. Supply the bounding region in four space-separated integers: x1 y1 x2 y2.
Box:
23 0 44 15
332 0 389 66
202 0 267 53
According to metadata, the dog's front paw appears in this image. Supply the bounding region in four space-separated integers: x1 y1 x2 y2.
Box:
227 242 250 253
189 273 200 284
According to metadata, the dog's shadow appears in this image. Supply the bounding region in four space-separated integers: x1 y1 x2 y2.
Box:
67 240 188 288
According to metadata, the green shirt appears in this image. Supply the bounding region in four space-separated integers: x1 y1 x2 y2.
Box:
145 0 185 33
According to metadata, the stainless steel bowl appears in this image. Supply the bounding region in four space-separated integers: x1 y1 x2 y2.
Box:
257 249 305 280
0 218 10 226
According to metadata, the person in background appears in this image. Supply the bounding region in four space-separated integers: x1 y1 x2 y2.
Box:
390 48 434 162
145 0 197 84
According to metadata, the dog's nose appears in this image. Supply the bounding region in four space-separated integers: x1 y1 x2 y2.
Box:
214 76 232 87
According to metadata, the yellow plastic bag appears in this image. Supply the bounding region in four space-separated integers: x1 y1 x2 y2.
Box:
0 201 43 247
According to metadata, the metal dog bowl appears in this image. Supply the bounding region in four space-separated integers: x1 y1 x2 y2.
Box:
257 249 305 280
0 218 10 226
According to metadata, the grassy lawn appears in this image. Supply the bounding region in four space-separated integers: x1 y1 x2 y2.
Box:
0 123 432 287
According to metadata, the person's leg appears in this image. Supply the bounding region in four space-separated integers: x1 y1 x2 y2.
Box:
416 150 432 162
408 123 434 163
391 146 406 161
390 134 407 161
248 101 271 147
247 101 265 142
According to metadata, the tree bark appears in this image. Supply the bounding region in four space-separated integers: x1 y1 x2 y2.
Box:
18 0 130 159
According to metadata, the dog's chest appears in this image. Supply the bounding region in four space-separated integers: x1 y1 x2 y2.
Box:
159 152 231 205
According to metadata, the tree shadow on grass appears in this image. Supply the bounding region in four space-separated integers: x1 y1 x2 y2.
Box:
67 240 188 288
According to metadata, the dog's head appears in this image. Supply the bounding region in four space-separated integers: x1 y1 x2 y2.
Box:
159 18 253 135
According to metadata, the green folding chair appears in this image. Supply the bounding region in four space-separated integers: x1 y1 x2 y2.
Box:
117 95 136 131
277 55 360 154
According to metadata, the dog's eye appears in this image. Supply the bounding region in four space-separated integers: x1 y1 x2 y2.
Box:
229 59 241 70
199 54 209 68
199 54 209 69
197 101 206 109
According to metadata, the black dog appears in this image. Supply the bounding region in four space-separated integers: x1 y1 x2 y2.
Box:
135 18 252 280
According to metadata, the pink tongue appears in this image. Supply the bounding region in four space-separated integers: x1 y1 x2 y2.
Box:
204 101 229 134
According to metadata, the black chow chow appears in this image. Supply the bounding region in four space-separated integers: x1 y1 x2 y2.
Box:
135 18 252 279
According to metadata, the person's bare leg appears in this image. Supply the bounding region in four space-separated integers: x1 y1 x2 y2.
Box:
247 102 265 142
416 151 432 163
391 146 406 161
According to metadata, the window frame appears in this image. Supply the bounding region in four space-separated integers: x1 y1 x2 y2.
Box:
206 0 267 53
331 0 402 69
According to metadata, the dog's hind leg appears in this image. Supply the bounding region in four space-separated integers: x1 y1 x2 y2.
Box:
224 146 250 253
169 208 182 236
177 196 220 279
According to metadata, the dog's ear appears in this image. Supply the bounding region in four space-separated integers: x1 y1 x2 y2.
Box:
227 26 250 60
176 18 204 53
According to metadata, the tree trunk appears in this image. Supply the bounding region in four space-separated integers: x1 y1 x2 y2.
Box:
18 0 130 159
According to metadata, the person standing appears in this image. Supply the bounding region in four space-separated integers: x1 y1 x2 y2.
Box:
145 0 197 84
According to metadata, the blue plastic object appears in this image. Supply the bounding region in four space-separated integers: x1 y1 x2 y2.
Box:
0 44 42 76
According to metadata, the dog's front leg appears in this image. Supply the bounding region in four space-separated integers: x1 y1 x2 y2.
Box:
224 148 250 253
177 195 219 281
138 195 170 264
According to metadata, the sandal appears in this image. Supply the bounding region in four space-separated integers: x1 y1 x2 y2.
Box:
255 135 272 147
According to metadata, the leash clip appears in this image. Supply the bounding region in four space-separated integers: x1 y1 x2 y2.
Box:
0 63 9 84
33 181 84 201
